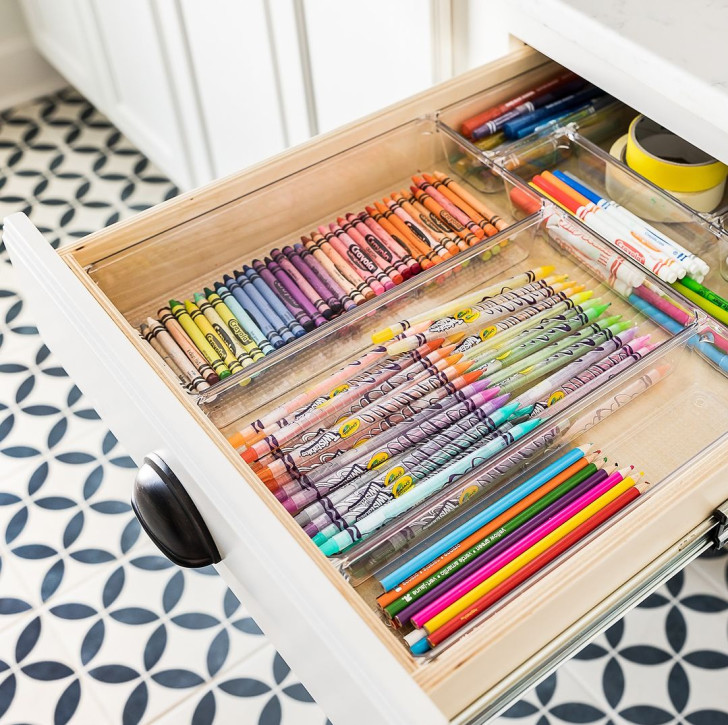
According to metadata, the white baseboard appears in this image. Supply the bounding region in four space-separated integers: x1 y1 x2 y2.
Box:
0 36 66 111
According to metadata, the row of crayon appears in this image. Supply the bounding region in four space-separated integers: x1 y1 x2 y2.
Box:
139 170 510 392
369 445 651 654
227 266 670 562
459 70 613 149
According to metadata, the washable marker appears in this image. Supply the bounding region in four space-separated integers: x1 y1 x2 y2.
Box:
368 202 435 269
234 269 296 344
158 307 220 384
460 70 579 137
145 317 210 392
213 284 275 355
318 418 543 555
269 249 334 320
326 222 388 294
339 216 401 286
397 192 467 253
194 293 255 368
378 443 593 591
281 245 344 314
388 194 455 258
242 264 307 337
312 228 378 299
203 288 265 360
141 322 192 391
413 174 487 240
169 300 231 379
221 275 285 349
250 262 315 332
410 469 640 633
388 460 609 623
372 268 556 343
185 299 244 376
554 170 707 276
421 174 498 236
375 453 599 606
359 210 421 277
432 172 509 232
344 214 410 281
302 235 368 306
265 256 326 328
426 479 652 648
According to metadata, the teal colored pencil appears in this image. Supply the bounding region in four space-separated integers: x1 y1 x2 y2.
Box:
318 418 543 556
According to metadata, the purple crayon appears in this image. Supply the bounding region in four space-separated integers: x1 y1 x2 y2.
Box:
281 245 343 314
270 248 334 320
293 242 357 312
252 259 316 332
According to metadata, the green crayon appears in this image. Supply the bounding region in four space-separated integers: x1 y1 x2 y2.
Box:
204 287 265 361
194 292 255 368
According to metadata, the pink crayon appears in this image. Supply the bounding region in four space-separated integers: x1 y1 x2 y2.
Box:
359 209 421 277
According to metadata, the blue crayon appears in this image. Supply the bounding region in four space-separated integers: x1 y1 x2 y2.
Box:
213 284 274 356
220 275 285 349
233 270 296 345
242 264 306 338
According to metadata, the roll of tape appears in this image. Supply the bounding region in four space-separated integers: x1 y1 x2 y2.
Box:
606 133 726 221
626 115 728 192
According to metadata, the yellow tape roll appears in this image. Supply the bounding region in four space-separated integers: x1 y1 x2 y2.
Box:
625 115 728 193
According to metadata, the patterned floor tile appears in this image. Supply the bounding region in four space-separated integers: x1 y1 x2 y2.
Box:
149 645 328 725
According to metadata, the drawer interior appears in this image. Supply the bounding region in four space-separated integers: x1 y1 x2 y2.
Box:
51 53 728 720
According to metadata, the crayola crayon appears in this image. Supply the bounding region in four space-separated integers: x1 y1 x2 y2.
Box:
338 216 401 287
270 248 334 320
262 257 327 328
413 175 486 240
393 191 465 254
303 235 368 305
248 263 316 332
194 293 255 368
371 201 438 268
389 194 456 257
242 264 306 337
203 288 265 361
234 270 296 343
185 299 244 375
433 171 508 232
141 322 191 390
411 187 479 247
358 210 421 277
281 245 343 314
343 213 409 281
386 198 451 260
220 275 285 349
157 306 220 384
294 242 357 312
326 222 388 294
169 300 231 379
310 230 376 300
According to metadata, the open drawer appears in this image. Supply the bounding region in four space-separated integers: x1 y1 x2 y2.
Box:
5 45 728 725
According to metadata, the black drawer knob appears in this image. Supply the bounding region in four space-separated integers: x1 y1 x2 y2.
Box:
132 452 221 568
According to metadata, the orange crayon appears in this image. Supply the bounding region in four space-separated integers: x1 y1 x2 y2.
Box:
432 171 509 232
391 191 461 256
422 173 499 236
413 174 486 240
367 203 434 270
401 191 468 253
411 186 479 247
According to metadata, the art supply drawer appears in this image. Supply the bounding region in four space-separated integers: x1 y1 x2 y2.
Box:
5 46 728 725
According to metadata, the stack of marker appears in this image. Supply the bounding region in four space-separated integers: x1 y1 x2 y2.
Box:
368 446 652 654
459 70 614 151
139 170 510 392
227 265 666 559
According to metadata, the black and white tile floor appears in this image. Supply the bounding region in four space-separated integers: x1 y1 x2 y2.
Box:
0 88 727 725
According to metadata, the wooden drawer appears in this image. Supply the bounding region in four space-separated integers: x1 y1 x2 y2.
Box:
5 46 728 725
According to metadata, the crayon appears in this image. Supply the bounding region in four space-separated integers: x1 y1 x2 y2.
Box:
318 418 543 555
397 192 467 254
426 479 652 648
460 71 578 137
287 383 499 504
388 194 456 257
144 317 210 393
311 402 521 542
422 173 499 236
338 216 402 286
377 443 593 591
233 269 297 343
326 222 389 294
413 175 486 240
294 242 357 312
388 460 609 624
373 201 439 266
371 267 556 342
270 248 334 319
157 307 220 384
212 284 275 355
265 256 328 328
203 288 266 360
282 244 345 314
250 261 317 332
220 275 285 349
408 469 640 634
302 235 368 305
375 454 597 606
410 187 480 247
433 172 509 232
358 210 421 277
184 299 244 375
344 213 410 281
386 196 453 260
169 300 231 379
249 262 313 330
141 322 191 390
241 264 306 338
194 292 255 368
311 229 377 300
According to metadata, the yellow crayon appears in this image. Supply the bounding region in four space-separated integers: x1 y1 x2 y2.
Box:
194 292 256 369
184 300 244 375
204 288 265 362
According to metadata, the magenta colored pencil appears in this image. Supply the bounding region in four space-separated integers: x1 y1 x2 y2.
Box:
270 248 334 320
409 467 632 628
359 209 421 277
294 242 357 312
